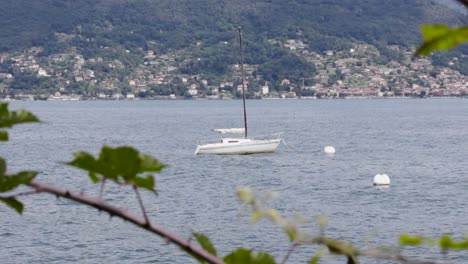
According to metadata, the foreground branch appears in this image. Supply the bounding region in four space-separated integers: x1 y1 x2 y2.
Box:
358 249 444 264
28 180 225 264
22 180 453 264
296 238 447 264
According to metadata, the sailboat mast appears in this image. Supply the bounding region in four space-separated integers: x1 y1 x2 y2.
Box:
238 27 248 139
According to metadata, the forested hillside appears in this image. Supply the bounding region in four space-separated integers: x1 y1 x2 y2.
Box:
1 0 465 52
0 0 466 98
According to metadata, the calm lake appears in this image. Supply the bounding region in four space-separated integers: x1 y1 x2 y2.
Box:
1 99 468 263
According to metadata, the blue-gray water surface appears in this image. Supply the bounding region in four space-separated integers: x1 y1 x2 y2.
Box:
1 99 467 263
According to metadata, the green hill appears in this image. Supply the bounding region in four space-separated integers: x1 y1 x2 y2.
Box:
0 0 466 94
0 0 465 52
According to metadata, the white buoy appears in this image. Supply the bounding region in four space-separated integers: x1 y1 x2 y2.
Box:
373 174 390 185
324 146 336 154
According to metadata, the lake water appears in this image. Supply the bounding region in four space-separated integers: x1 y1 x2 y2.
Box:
1 99 468 263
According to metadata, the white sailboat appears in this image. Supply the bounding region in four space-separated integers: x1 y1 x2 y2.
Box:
195 128 282 155
195 28 282 155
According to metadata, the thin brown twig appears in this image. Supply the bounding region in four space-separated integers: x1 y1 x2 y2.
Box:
296 239 447 264
99 178 106 200
133 184 150 225
27 180 225 264
280 242 298 264
358 249 446 264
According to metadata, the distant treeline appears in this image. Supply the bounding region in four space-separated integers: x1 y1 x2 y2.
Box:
0 0 467 77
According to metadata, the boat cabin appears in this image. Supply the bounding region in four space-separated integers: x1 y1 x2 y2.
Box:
220 138 252 144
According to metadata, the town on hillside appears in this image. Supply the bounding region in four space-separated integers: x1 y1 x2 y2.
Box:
0 39 466 101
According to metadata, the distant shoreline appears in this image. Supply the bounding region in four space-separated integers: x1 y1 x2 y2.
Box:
2 96 467 102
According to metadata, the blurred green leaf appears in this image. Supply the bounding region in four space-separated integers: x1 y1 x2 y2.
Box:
224 248 276 264
224 249 252 264
0 197 23 214
310 249 324 264
193 232 217 257
400 234 422 246
237 187 254 203
0 103 39 141
250 210 261 223
246 251 276 264
439 235 468 250
67 146 165 190
0 171 38 192
284 224 299 242
132 175 155 192
310 255 319 264
265 209 280 221
0 131 8 141
440 235 453 250
99 146 139 181
318 237 357 262
67 151 101 182
0 103 40 128
139 154 165 172
88 172 100 183
0 159 36 213
422 24 451 40
317 216 328 228
0 158 6 175
452 240 468 249
416 25 468 55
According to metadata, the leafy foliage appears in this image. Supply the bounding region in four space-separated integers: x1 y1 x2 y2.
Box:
0 166 38 213
67 146 165 191
0 103 40 141
439 235 468 250
309 249 324 264
0 103 39 213
237 187 362 262
193 232 218 257
400 233 468 254
400 234 424 246
316 237 358 263
417 25 468 55
238 187 302 241
0 196 24 214
223 248 276 264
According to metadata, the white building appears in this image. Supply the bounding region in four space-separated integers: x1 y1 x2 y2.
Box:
188 88 198 96
112 93 123 99
38 68 48 76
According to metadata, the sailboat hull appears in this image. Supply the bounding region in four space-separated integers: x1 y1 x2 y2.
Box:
195 138 281 155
